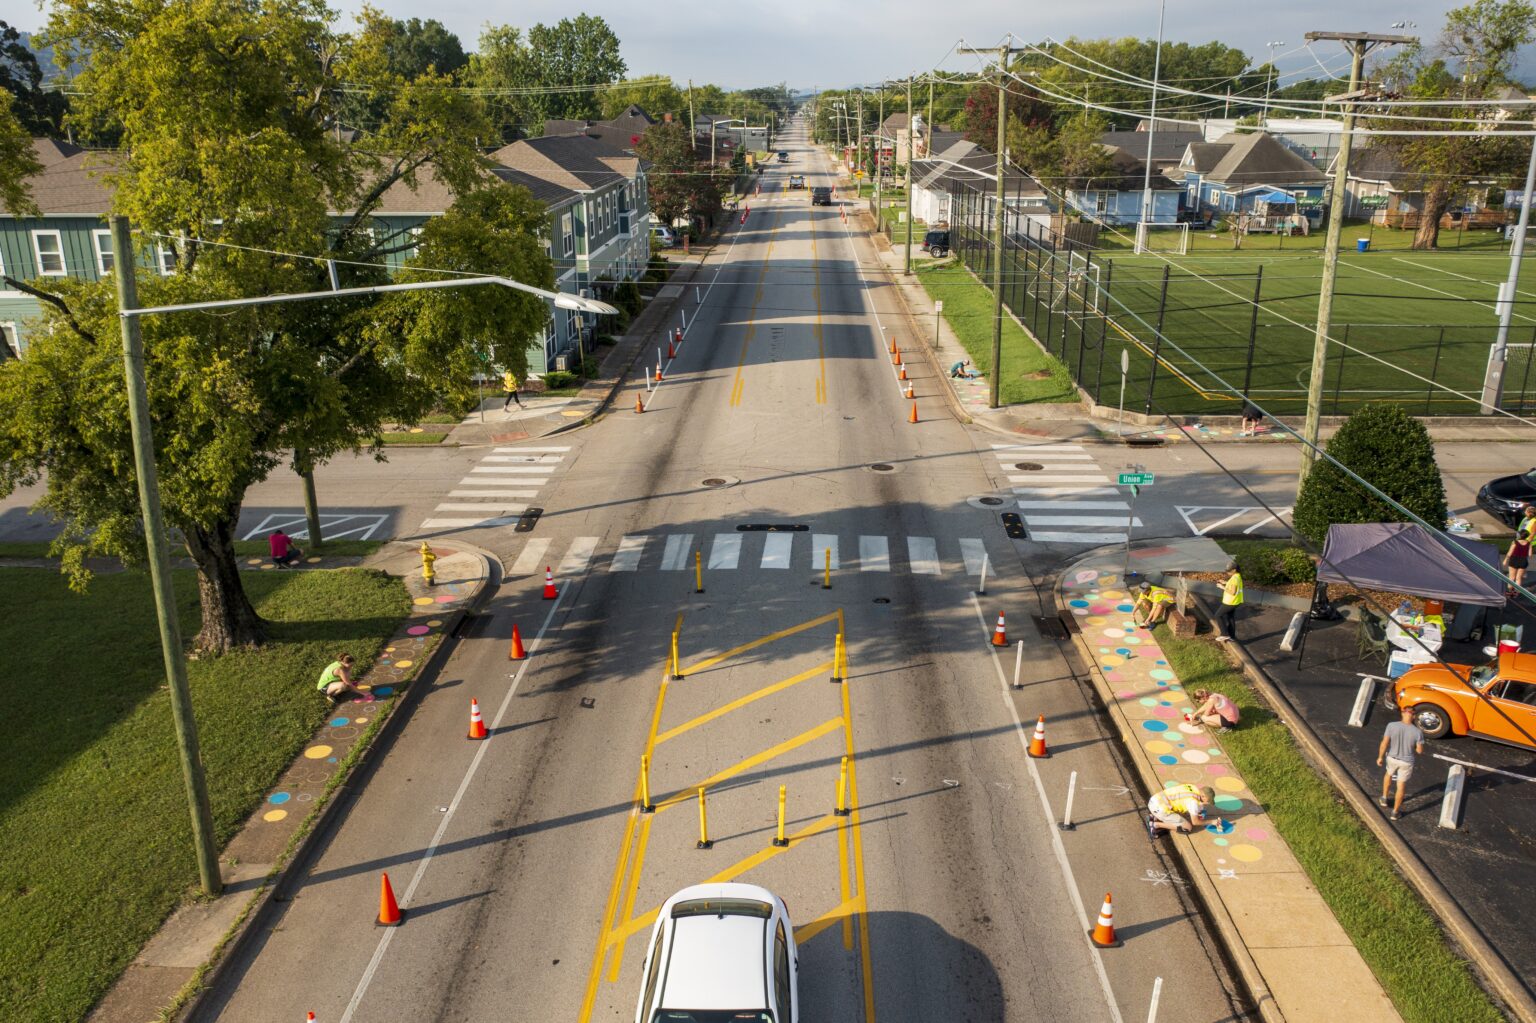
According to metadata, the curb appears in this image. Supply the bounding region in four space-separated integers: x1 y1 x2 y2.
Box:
178 546 499 1023
1199 593 1536 1023
1050 548 1284 1023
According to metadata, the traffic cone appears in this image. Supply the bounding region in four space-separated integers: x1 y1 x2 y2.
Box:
542 566 558 599
468 698 488 740
888 338 897 354
655 364 664 382
306 1014 315 1023
674 327 683 343
509 623 526 660
1028 715 1049 758
377 872 402 927
992 612 1008 647
1089 893 1120 947
904 382 914 399
635 394 644 413
908 401 919 424
893 350 902 366
740 211 747 224
668 340 676 359
899 365 908 381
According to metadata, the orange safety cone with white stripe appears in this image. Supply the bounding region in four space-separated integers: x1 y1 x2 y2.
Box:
991 612 1008 646
509 623 527 660
904 382 915 399
468 698 488 739
377 872 402 927
1089 893 1120 947
908 401 919 424
898 365 908 381
306 1014 316 1023
542 566 558 599
1028 715 1049 758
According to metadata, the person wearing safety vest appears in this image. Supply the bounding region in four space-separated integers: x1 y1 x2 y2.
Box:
1217 564 1244 642
1134 580 1175 627
1147 783 1217 838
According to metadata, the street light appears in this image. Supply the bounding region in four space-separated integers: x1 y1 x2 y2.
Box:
1262 41 1287 124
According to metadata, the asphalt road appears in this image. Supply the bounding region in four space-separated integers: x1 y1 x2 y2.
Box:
196 123 1252 1022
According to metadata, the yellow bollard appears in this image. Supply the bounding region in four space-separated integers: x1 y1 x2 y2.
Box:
671 630 682 680
835 756 850 816
419 541 436 586
823 547 832 589
773 784 789 847
696 787 713 849
695 550 704 594
640 754 655 813
831 631 845 683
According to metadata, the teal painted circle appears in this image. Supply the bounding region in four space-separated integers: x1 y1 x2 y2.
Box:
1157 660 1167 665
1069 599 1090 608
1116 647 1132 656
1158 754 1178 764
1139 696 1158 706
1142 720 1168 732
329 717 349 727
1116 603 1135 612
1213 794 1244 811
1123 636 1143 645
1149 669 1175 680
326 757 338 763
268 792 291 805
1213 837 1229 846
374 686 394 697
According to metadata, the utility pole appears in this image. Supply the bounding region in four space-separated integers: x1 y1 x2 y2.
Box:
110 216 223 898
959 35 1025 409
876 85 885 203
904 74 915 275
688 79 695 137
1298 30 1415 486
1139 0 1168 248
1482 135 1536 413
856 90 864 180
927 76 934 154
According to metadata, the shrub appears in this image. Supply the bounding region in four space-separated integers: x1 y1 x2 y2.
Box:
578 357 601 379
540 370 576 389
1292 403 1447 545
1278 546 1317 584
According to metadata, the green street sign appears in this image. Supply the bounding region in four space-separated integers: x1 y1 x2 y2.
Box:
1118 472 1155 486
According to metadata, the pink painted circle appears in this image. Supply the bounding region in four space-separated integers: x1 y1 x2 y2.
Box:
1152 705 1179 718
435 594 457 603
1206 764 1229 776
1246 828 1270 841
407 625 431 636
1189 733 1211 747
1117 690 1139 700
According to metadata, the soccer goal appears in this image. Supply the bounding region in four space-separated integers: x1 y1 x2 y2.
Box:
1049 249 1102 312
1134 221 1191 256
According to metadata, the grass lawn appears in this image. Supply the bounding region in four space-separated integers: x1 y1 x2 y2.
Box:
0 568 410 1022
381 430 450 445
913 261 1078 404
1155 628 1503 1023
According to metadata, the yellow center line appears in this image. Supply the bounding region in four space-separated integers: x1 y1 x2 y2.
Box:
651 717 844 813
679 611 840 677
729 212 778 408
656 661 833 745
811 211 827 405
841 633 877 1022
608 812 654 981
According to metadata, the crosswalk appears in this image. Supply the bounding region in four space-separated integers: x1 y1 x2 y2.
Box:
992 443 1139 545
419 446 570 530
499 532 996 579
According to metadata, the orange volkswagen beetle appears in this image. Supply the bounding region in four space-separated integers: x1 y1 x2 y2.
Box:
1388 651 1536 748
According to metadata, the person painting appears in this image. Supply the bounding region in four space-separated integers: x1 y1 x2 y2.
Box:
1188 688 1240 732
1147 783 1219 837
1217 563 1244 642
948 358 980 379
317 653 366 707
1504 528 1530 597
1133 580 1175 627
268 528 302 568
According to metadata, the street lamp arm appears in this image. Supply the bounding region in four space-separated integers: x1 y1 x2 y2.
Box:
122 274 620 319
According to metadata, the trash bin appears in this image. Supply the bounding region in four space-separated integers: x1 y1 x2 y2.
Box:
1356 238 1370 252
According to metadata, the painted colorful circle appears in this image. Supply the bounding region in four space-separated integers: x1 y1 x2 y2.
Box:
260 564 275 571
1178 722 1202 735
1144 740 1174 755
1247 828 1270 841
1138 696 1158 707
1101 590 1125 600
1102 655 1125 667
435 594 456 603
329 726 360 741
1206 764 1228 776
1170 767 1207 784
246 558 262 566
390 661 411 670
1158 754 1178 765
263 809 288 822
354 716 369 724
1116 603 1135 613
1213 794 1245 812
1103 628 1126 639
1182 749 1211 764
427 619 444 627
1072 607 1089 616
1212 836 1228 846
297 792 314 802
1074 570 1098 583
1115 647 1132 656
385 646 396 653
413 596 435 606
1149 669 1175 681
1214 776 1246 792
1069 599 1090 608
1121 636 1143 645
304 745 333 760
1141 720 1168 732
373 686 394 697
1229 844 1263 862
407 625 431 636
329 717 349 727
268 792 291 805
1086 616 1107 626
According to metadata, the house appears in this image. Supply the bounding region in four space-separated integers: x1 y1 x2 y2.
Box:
1097 130 1203 175
1178 131 1328 222
877 111 926 167
1062 145 1184 225
909 134 1050 234
694 114 769 154
1346 146 1503 230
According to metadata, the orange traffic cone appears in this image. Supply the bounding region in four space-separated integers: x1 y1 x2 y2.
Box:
888 338 897 354
668 340 676 359
992 612 1008 647
674 327 683 343
1028 715 1049 758
893 351 902 366
908 401 919 424
509 623 527 660
904 383 914 399
1089 893 1120 947
306 1014 316 1023
542 566 558 600
468 698 488 740
655 365 664 382
377 872 402 927
635 394 645 413
898 365 908 381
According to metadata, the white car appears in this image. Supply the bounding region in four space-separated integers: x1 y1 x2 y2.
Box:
650 224 676 248
634 883 798 1023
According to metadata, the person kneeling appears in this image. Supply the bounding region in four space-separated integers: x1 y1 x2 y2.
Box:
317 653 366 707
1188 688 1240 732
1147 783 1218 837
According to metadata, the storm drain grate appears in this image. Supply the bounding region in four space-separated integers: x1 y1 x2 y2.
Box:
1013 462 1045 471
515 508 543 533
976 496 1004 506
1034 615 1068 641
737 523 809 532
1001 513 1027 539
873 597 891 604
702 478 729 487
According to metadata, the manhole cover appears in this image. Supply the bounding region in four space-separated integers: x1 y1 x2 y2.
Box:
1014 462 1045 471
870 464 894 472
699 475 740 489
873 597 891 604
977 496 1004 506
703 478 728 487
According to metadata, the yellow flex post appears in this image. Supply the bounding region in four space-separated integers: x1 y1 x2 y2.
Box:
640 754 654 813
696 787 713 849
835 756 850 816
823 547 832 589
419 541 436 586
671 630 682 680
773 784 789 847
831 631 845 682
695 550 704 594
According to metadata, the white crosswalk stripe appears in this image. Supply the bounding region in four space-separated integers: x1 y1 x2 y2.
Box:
1030 531 1128 544
421 516 518 528
995 442 1139 545
810 534 840 570
419 445 571 532
1025 515 1142 528
1009 474 1112 485
661 534 694 571
496 446 570 453
469 466 551 475
859 535 890 572
559 536 599 576
907 536 940 575
510 538 551 576
1016 500 1129 510
610 535 647 572
959 538 988 575
761 532 793 569
432 502 528 513
708 533 742 570
449 490 537 498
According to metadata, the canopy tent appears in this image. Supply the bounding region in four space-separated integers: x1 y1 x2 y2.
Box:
1255 190 1294 204
1317 523 1505 606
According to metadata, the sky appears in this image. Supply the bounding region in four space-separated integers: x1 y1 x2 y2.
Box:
0 0 1496 91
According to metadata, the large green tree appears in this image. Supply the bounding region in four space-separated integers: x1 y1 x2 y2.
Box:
0 0 551 654
0 90 39 216
599 76 684 122
635 119 720 230
526 14 626 122
0 20 68 134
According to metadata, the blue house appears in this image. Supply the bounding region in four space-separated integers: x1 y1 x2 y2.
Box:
1061 146 1184 226
1178 131 1327 221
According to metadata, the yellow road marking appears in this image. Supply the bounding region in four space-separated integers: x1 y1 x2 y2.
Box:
812 211 827 404
608 812 655 981
841 630 877 1021
729 213 778 407
796 896 861 946
656 661 833 745
679 611 840 676
652 717 844 813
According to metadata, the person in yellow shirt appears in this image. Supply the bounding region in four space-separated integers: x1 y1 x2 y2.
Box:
1133 580 1175 627
1147 783 1218 837
502 370 523 410
1217 564 1244 642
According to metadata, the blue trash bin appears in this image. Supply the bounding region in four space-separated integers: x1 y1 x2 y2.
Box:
1356 238 1370 252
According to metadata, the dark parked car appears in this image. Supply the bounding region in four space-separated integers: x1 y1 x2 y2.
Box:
811 186 832 206
922 229 950 257
1477 469 1536 528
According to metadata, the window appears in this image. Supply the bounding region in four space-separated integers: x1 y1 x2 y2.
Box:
639 929 666 1016
0 322 18 361
773 922 792 1019
156 243 178 276
1496 680 1536 706
407 226 423 259
561 212 574 256
93 230 114 274
32 231 65 276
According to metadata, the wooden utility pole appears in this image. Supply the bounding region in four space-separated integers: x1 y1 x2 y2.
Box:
927 76 934 155
1298 30 1415 487
876 86 885 202
904 74 915 275
687 79 695 137
959 36 1025 409
856 90 863 178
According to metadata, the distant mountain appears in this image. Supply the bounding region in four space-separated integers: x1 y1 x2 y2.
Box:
5 27 70 83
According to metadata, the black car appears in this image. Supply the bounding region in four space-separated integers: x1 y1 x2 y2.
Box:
811 186 832 206
1477 469 1536 528
922 229 950 257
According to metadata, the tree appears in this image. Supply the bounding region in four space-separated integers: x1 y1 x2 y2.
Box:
1372 0 1536 249
383 17 466 78
4 0 549 654
468 25 541 144
0 20 68 134
526 15 626 122
961 77 1051 149
635 119 719 229
0 90 40 216
1010 111 1114 198
599 76 684 122
1292 404 1448 545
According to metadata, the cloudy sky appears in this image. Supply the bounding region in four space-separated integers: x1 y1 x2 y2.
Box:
0 0 1486 90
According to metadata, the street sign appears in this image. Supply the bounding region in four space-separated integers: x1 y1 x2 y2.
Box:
1118 472 1155 486
935 300 944 312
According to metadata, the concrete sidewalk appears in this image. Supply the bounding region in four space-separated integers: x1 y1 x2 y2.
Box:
1056 547 1401 1023
87 540 493 1023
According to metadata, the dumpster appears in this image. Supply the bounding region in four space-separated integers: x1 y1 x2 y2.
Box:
1356 238 1370 252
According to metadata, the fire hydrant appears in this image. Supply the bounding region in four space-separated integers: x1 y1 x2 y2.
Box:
420 541 437 586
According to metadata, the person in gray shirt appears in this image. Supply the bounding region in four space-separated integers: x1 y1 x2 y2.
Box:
1377 706 1425 821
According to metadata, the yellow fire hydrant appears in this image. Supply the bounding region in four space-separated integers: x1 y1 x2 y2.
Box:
420 541 437 586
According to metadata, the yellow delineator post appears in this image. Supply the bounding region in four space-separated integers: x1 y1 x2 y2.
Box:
773 785 789 847
696 787 713 849
823 547 832 589
671 630 682 680
640 754 655 813
694 550 704 594
831 630 846 683
835 756 851 817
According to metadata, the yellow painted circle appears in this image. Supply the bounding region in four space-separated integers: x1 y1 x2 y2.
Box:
561 409 586 418
413 597 435 606
354 717 368 724
409 427 424 434
394 660 413 669
1214 776 1247 793
1085 616 1107 626
306 556 322 563
303 745 333 760
1145 740 1174 755
1229 844 1263 862
263 809 289 822
247 558 263 565
385 646 396 653
1101 655 1125 667
260 563 275 571
427 619 444 627
1101 590 1125 600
